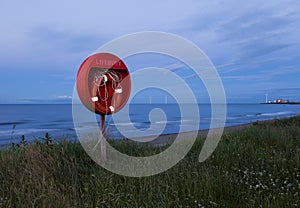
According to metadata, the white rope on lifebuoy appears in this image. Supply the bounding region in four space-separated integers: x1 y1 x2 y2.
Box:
92 70 123 113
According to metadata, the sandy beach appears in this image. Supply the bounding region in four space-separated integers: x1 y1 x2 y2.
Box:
121 122 253 146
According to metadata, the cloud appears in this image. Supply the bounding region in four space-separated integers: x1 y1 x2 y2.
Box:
222 74 270 81
221 66 300 83
217 6 299 61
265 67 300 76
31 26 106 54
217 9 297 43
238 42 293 59
1 0 300 103
192 2 298 63
57 95 72 100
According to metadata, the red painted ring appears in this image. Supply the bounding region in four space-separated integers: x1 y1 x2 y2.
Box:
76 53 131 115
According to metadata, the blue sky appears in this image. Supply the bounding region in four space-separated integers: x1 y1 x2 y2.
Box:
0 0 299 104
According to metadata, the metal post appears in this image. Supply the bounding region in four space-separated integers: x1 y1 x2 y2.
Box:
100 114 106 161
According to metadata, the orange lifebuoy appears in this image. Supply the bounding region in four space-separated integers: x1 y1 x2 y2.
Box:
76 53 131 115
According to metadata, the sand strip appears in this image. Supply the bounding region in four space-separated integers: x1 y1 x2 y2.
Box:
118 123 253 146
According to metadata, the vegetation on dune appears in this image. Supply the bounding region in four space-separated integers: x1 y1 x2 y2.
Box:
0 116 299 207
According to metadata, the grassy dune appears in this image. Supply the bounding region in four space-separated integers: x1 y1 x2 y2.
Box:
0 116 299 207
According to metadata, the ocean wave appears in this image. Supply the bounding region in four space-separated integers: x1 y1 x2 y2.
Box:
227 111 295 120
0 120 32 126
259 111 294 117
109 119 195 126
109 122 134 126
155 120 178 124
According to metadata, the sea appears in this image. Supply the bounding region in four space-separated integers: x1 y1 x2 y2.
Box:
1 103 300 147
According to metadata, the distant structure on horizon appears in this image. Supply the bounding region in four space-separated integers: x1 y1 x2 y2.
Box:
263 94 300 104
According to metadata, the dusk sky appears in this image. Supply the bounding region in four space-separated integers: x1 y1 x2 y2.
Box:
0 0 299 104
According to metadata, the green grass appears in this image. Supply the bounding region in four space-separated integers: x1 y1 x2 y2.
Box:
0 116 300 207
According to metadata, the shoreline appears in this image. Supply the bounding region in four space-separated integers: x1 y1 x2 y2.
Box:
119 115 298 146
3 115 299 148
0 121 257 149
119 123 253 146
